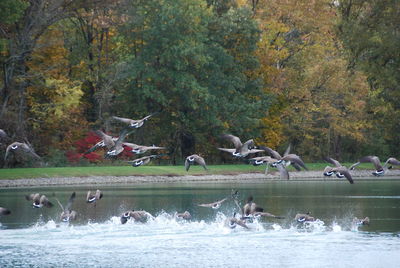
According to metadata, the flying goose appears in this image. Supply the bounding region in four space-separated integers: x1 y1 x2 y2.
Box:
249 156 289 179
384 157 400 169
25 193 53 208
226 212 249 229
105 128 133 158
294 212 315 223
126 154 160 167
353 217 370 226
0 207 11 216
323 157 354 184
112 113 155 129
260 145 308 171
218 134 264 158
350 156 385 176
185 154 208 171
86 189 103 205
175 211 192 220
4 142 41 162
197 197 228 209
123 142 166 154
120 210 153 224
84 131 118 154
56 192 77 222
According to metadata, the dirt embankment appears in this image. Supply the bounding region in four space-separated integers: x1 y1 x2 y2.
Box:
1 169 399 188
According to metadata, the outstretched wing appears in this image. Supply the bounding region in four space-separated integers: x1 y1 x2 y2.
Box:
258 146 282 160
221 134 242 150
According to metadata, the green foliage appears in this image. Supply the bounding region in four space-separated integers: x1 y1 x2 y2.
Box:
115 0 265 159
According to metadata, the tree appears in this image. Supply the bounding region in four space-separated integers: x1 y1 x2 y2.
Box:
116 0 265 162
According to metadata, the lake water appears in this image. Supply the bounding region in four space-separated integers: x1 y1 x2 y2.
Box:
1 180 400 267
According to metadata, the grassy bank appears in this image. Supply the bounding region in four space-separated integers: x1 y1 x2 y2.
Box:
0 163 370 180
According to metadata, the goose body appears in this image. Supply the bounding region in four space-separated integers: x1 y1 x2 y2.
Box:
218 134 263 158
112 113 154 129
4 142 41 162
198 198 227 209
0 207 11 215
323 157 354 184
120 210 153 224
175 211 192 220
25 193 53 208
353 217 370 226
226 213 249 229
57 192 77 222
127 155 159 167
105 128 133 158
350 156 385 176
185 154 208 171
123 143 166 154
260 145 307 171
294 212 315 223
86 189 103 204
85 132 118 154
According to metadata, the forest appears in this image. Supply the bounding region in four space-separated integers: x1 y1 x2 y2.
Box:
0 0 399 167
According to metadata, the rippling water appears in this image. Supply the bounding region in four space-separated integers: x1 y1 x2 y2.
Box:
1 180 400 267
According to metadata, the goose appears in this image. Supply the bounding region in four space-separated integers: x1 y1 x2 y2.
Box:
56 192 77 222
260 145 308 171
126 155 160 167
249 156 289 179
120 210 153 224
241 196 283 218
323 157 354 184
226 212 249 229
185 154 208 171
197 197 227 209
84 131 118 154
4 142 41 162
0 207 11 215
112 113 155 129
175 211 191 220
294 212 315 223
123 143 166 154
350 156 386 176
86 189 103 205
105 128 133 158
353 217 370 226
384 157 400 169
218 134 264 158
242 196 264 217
25 193 53 208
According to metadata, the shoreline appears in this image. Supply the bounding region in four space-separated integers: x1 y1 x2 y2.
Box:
0 169 399 188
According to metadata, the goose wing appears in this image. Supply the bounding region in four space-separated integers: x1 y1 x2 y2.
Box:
277 164 290 180
221 134 242 150
95 131 115 149
335 167 354 184
253 211 285 219
198 197 227 208
112 116 133 125
384 157 400 167
193 155 207 170
359 156 383 170
324 157 342 167
185 158 191 171
40 195 53 208
258 146 282 160
65 192 76 212
283 144 292 157
217 148 236 153
284 154 308 170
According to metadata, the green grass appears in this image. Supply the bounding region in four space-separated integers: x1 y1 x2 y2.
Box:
0 163 371 180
